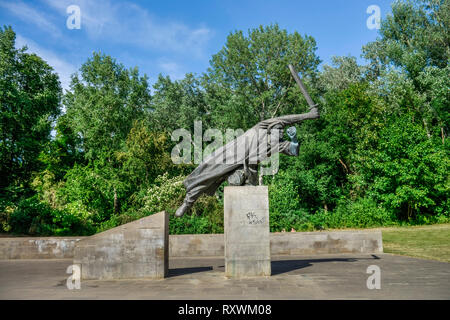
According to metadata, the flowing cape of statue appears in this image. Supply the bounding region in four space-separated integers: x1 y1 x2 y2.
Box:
182 108 319 206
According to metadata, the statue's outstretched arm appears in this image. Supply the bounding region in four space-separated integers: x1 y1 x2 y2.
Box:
266 107 319 129
264 64 320 129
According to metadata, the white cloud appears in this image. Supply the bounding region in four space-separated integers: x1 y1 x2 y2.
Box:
15 34 77 92
158 60 186 80
0 1 62 37
42 0 213 56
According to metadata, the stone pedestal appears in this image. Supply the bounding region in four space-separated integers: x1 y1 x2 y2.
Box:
74 211 168 280
224 186 271 277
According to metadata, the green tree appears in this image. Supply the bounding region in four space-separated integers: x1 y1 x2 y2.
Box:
57 162 127 222
116 120 172 186
57 53 153 223
64 52 151 161
203 24 321 130
318 56 365 92
363 0 448 76
150 73 208 133
292 83 382 213
354 116 449 219
0 26 61 194
363 0 449 140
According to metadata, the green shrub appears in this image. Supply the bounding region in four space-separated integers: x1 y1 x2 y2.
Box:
139 173 186 214
0 198 15 233
97 173 224 234
269 171 301 213
322 197 397 228
169 211 211 234
269 197 398 232
7 196 95 236
9 196 53 235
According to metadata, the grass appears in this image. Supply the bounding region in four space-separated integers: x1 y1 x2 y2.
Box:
380 223 450 262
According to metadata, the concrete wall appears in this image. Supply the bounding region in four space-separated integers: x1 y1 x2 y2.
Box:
74 211 169 280
169 234 224 257
0 237 85 259
270 230 383 255
0 229 383 260
170 230 383 257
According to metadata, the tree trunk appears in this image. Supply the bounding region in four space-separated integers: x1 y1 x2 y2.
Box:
114 188 119 214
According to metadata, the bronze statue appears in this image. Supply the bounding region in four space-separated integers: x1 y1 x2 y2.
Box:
175 65 320 217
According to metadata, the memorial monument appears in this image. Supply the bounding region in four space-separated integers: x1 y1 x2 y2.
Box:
175 65 320 277
69 66 386 281
175 64 320 218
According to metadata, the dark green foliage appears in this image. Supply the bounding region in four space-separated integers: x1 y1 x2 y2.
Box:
7 195 94 236
150 74 208 133
0 26 61 193
269 197 397 232
354 116 449 220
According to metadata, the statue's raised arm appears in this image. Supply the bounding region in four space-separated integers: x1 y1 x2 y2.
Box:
259 64 319 131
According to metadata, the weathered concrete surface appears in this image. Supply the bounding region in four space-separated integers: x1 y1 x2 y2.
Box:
170 230 382 257
224 186 271 277
0 254 449 299
0 230 382 259
169 234 224 257
0 237 85 259
73 211 168 280
270 230 383 255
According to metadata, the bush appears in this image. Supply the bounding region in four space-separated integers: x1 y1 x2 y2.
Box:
321 197 397 228
269 171 301 213
139 173 186 214
8 196 53 235
7 195 95 236
0 198 15 233
97 173 224 234
269 197 398 232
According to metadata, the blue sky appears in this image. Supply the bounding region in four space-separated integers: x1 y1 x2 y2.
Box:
0 0 394 91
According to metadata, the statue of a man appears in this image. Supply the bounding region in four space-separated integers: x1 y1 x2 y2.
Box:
175 65 320 217
175 108 319 217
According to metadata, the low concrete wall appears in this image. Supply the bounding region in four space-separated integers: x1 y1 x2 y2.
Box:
0 237 86 259
169 234 224 257
170 230 383 257
0 230 383 259
270 230 383 255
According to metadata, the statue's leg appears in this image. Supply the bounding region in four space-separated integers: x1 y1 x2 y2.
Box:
176 177 226 217
227 169 246 186
244 165 258 186
175 185 203 217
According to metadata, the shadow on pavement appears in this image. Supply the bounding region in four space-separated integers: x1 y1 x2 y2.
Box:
271 256 381 276
168 266 213 277
271 258 356 276
168 255 380 277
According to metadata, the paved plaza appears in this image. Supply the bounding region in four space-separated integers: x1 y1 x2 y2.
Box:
0 253 449 299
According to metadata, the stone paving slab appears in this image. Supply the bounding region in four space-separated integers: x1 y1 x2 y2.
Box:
0 253 448 299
